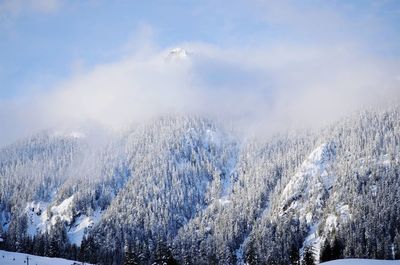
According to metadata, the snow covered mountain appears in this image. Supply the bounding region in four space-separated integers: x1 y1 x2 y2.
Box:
165 47 190 61
1 108 400 264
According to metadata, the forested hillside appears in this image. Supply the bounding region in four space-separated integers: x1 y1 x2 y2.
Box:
0 107 400 264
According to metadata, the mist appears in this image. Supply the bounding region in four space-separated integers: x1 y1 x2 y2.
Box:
1 42 398 145
0 1 399 146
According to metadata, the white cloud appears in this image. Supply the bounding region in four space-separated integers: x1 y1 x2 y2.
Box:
1 40 398 145
0 1 399 145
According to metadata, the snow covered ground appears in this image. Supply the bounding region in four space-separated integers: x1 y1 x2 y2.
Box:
321 259 400 264
0 250 87 265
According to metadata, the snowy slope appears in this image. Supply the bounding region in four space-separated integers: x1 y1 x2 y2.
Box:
266 142 338 261
0 250 89 265
321 259 400 264
25 196 102 246
279 142 337 214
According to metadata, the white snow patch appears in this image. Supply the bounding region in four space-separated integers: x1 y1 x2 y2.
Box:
280 142 336 209
380 154 391 166
339 204 351 222
325 214 338 233
218 197 231 205
25 201 49 237
306 212 313 224
0 250 92 265
26 196 75 238
320 259 400 264
67 209 102 246
165 47 190 61
50 195 75 224
24 196 102 246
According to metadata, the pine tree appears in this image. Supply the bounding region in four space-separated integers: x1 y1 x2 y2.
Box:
154 240 178 265
302 245 315 265
245 240 258 265
0 225 4 250
331 237 343 260
78 237 86 262
48 236 60 258
84 235 98 264
320 240 332 262
123 247 139 265
289 244 300 265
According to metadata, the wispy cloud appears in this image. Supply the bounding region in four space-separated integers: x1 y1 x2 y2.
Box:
0 0 62 31
0 0 62 16
1 40 398 144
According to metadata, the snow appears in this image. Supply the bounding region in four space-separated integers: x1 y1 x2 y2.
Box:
50 195 75 225
339 204 351 222
67 209 102 246
218 197 231 205
280 142 336 206
165 47 189 60
25 196 103 246
0 250 90 265
325 214 338 232
26 201 49 237
277 142 337 262
320 259 400 264
380 154 391 166
25 196 75 237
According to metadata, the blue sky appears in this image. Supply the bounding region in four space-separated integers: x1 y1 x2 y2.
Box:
0 0 399 145
1 0 399 100
0 0 269 99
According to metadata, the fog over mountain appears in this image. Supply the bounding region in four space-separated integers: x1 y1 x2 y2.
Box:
1 43 399 146
1 1 400 146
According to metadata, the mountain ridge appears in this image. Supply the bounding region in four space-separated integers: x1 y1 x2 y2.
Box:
0 107 400 264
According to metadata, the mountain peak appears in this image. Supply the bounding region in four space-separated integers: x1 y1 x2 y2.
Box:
165 47 190 61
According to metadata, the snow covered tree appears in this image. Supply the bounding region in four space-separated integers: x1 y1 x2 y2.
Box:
302 245 315 265
0 107 400 264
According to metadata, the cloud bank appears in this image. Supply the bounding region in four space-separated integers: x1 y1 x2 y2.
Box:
0 1 399 145
1 41 398 144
